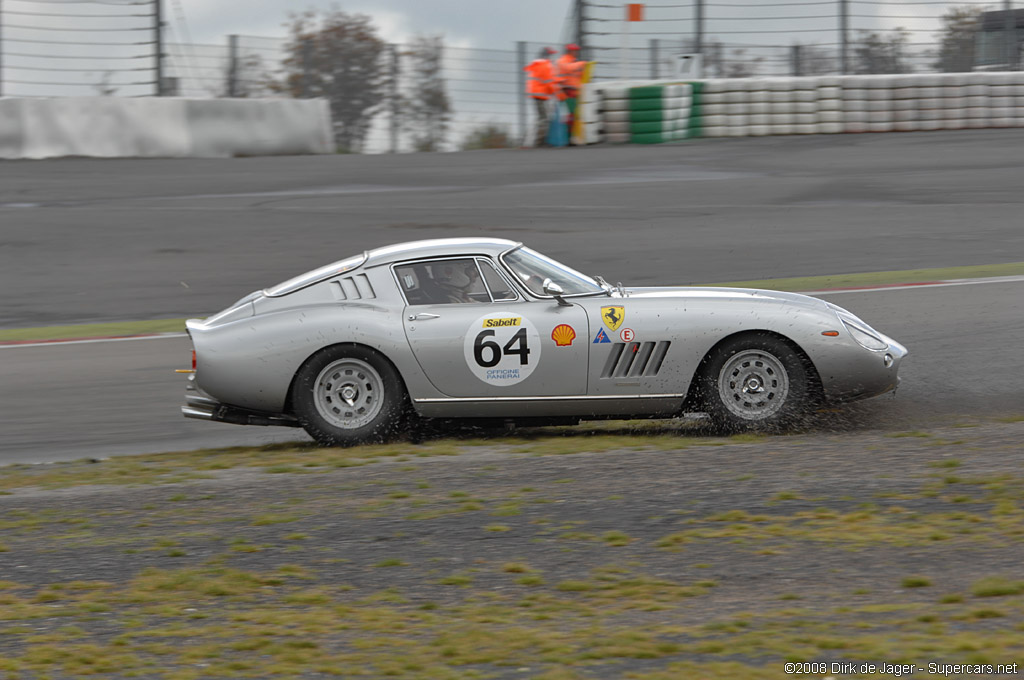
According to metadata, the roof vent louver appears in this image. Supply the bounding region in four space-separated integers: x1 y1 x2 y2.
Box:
331 274 376 301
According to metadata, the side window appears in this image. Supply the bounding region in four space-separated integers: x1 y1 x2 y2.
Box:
395 259 488 305
478 259 518 301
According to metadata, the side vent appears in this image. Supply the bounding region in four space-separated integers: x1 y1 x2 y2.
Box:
331 274 376 301
601 341 671 379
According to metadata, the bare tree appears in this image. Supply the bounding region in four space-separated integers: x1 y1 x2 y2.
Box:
703 41 762 77
402 35 451 152
791 44 836 76
234 53 277 98
93 71 118 96
853 28 912 74
704 41 724 76
460 123 512 150
723 48 763 78
216 52 276 98
278 9 387 152
933 5 986 72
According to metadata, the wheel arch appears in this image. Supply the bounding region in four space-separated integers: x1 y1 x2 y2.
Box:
682 329 823 411
284 341 411 416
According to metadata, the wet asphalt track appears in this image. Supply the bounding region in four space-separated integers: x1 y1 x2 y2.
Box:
1 130 1023 463
3 280 1023 465
3 129 1024 327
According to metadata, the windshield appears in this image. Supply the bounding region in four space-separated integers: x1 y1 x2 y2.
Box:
264 253 367 297
501 247 604 297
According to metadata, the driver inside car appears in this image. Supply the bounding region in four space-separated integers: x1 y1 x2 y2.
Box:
433 262 483 303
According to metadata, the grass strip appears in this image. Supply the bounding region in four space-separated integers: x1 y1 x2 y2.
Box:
701 261 1024 293
3 422 1024 678
4 261 1024 343
0 421 719 489
0 318 187 343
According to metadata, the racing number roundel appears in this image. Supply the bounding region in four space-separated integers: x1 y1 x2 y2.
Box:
464 313 541 385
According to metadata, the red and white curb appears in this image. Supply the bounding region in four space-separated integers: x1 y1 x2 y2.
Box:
2 274 1022 349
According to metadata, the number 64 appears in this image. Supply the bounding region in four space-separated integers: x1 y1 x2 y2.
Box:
473 329 531 367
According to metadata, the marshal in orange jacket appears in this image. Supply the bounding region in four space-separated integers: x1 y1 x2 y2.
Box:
524 59 556 99
556 53 586 91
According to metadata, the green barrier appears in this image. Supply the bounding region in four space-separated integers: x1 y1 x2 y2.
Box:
630 121 670 135
630 132 665 144
629 98 665 112
630 109 666 123
688 81 703 138
629 85 665 99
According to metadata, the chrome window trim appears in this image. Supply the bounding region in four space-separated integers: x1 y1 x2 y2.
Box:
498 245 607 300
475 257 521 303
391 256 518 307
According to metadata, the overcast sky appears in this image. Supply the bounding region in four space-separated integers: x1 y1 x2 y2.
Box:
178 0 571 50
173 0 955 50
2 0 975 99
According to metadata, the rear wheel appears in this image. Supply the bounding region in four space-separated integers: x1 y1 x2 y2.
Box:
697 334 812 432
291 345 406 446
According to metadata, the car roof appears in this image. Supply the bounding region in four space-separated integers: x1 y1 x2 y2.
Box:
363 238 521 268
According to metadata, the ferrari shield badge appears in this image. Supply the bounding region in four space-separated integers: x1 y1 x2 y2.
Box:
601 306 625 331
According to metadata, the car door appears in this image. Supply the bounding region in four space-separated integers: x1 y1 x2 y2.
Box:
398 257 589 398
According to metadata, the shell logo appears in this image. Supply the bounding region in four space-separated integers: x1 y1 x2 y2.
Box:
551 324 576 347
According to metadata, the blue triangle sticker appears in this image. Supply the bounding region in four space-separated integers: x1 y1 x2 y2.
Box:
593 329 611 344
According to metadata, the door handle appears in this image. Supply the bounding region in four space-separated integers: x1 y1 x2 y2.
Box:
408 313 441 321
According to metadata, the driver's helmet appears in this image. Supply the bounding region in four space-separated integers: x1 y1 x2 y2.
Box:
435 263 473 290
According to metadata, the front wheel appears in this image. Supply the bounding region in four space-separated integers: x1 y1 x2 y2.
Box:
697 334 813 432
291 345 406 446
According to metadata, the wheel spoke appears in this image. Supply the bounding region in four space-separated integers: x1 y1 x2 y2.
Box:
718 349 790 421
313 358 386 430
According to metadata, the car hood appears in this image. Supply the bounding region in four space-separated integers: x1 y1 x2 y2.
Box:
624 286 829 310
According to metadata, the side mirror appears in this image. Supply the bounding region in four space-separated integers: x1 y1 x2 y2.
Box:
542 278 571 307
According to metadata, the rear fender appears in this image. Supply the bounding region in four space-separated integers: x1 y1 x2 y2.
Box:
191 303 441 414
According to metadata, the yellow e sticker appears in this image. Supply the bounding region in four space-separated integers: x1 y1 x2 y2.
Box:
483 317 522 328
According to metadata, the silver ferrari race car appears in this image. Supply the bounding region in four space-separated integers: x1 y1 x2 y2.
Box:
181 238 906 444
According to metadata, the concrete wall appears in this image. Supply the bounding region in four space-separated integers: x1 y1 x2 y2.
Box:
0 97 333 159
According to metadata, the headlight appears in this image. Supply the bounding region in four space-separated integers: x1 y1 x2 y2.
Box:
837 312 888 351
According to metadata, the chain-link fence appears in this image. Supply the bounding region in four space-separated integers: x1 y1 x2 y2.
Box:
0 0 159 97
3 1 1023 151
578 0 1023 79
191 37 527 153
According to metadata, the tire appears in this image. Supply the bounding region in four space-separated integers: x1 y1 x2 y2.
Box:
696 334 812 433
291 345 406 446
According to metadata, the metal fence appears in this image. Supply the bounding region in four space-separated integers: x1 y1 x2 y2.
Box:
2 0 1022 152
577 0 1023 79
218 37 527 153
0 0 160 98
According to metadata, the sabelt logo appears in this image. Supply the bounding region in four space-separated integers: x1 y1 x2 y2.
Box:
483 317 522 328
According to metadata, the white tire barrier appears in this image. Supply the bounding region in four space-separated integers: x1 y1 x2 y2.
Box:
593 72 1024 145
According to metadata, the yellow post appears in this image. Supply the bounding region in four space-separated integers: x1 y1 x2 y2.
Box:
571 61 595 145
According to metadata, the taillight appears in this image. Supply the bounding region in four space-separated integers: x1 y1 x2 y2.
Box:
192 350 197 370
